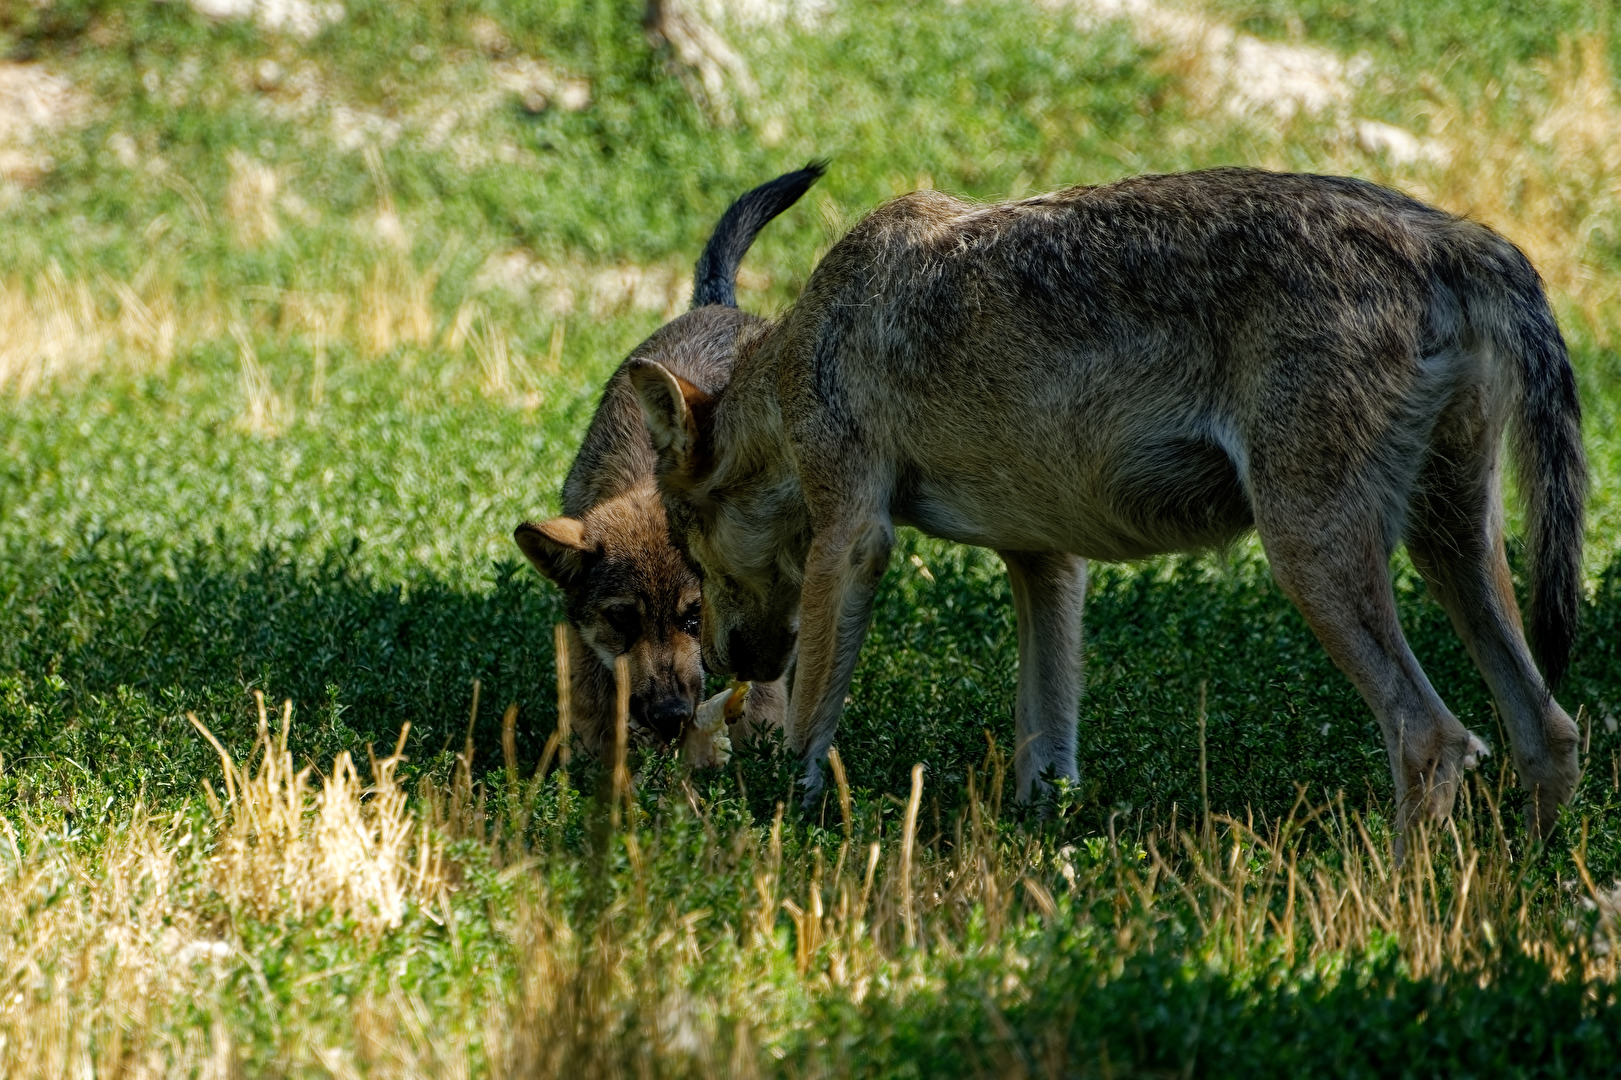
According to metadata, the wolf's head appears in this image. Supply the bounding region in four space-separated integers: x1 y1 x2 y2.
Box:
628 354 812 685
516 490 705 742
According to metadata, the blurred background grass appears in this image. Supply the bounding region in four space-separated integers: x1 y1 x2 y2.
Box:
2 0 1621 1074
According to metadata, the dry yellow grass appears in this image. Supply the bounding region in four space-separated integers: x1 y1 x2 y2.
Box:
356 256 440 359
231 323 293 435
13 56 1617 407
189 694 437 931
448 299 545 407
0 693 458 1078
1392 36 1621 340
0 266 178 396
0 252 566 409
225 151 283 248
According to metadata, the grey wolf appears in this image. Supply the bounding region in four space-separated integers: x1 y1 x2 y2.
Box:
632 167 1584 837
514 163 823 755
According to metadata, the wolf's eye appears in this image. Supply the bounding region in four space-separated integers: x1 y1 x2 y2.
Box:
678 604 701 637
603 604 640 642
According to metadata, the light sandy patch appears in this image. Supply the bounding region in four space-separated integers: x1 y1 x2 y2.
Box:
493 57 591 114
413 59 583 168
647 0 758 125
249 54 576 166
0 62 83 184
1063 0 1368 119
247 61 405 155
253 59 326 121
693 0 835 28
237 60 375 151
1060 0 1365 120
1053 0 1449 164
585 263 694 318
106 131 142 169
475 251 694 320
330 104 404 153
0 64 78 143
1354 119 1451 167
191 0 344 40
468 16 515 58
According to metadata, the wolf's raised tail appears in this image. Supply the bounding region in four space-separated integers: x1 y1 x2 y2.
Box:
691 162 826 309
1455 228 1587 689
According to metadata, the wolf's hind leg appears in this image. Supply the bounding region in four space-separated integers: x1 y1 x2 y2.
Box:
1256 499 1484 840
1406 427 1579 838
1001 551 1086 802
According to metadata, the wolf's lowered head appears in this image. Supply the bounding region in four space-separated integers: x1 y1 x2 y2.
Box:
516 494 704 743
629 355 809 684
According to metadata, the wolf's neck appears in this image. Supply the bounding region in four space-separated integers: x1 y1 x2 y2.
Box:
713 318 812 563
714 316 792 474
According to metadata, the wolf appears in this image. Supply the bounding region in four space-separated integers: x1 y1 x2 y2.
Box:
514 164 823 756
631 167 1585 838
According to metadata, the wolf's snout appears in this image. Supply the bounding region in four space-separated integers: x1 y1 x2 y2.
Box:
644 695 695 743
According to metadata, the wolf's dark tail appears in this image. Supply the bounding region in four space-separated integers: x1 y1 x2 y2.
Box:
691 162 826 309
1460 229 1587 689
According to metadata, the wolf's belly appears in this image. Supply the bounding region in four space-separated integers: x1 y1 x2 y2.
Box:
893 435 1254 561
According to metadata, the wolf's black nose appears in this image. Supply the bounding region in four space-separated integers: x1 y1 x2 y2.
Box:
646 696 694 743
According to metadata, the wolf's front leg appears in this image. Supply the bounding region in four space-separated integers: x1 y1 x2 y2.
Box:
788 516 894 803
733 674 788 744
1002 551 1086 801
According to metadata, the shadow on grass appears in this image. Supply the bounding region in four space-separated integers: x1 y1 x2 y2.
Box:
3 528 1620 844
813 941 1621 1078
0 532 564 803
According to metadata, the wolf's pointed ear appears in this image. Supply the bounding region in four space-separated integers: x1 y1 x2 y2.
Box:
514 518 599 589
629 359 710 467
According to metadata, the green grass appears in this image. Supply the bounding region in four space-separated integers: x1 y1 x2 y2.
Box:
3 0 1621 1074
1201 0 1621 85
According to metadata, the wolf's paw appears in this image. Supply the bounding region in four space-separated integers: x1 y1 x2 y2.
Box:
1460 730 1490 770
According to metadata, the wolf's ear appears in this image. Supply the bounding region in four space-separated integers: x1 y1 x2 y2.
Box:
629 359 711 467
514 518 599 589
